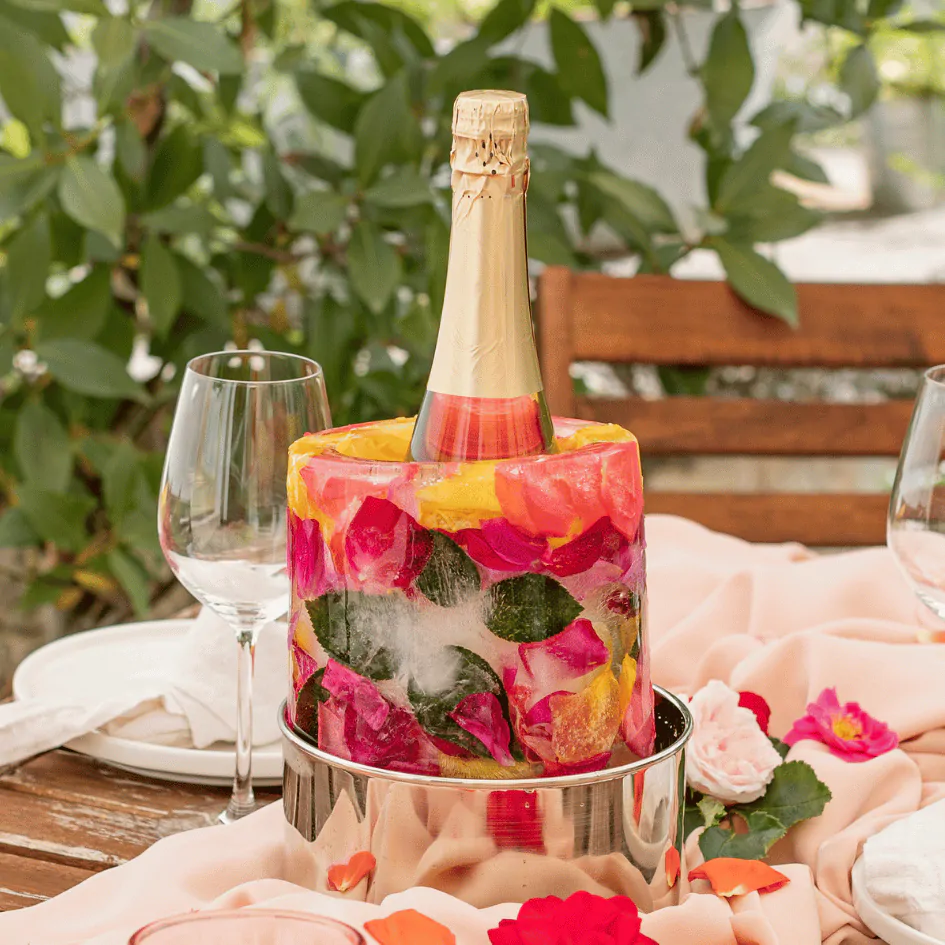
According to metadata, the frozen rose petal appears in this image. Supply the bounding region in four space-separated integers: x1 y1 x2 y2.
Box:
480 518 547 567
327 850 376 893
518 618 610 679
688 859 790 897
288 512 329 599
345 496 433 590
549 670 621 765
321 660 390 731
365 910 456 945
449 691 514 765
542 517 610 577
291 641 320 701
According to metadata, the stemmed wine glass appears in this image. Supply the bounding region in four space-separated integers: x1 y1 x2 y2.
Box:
888 365 945 635
159 351 330 823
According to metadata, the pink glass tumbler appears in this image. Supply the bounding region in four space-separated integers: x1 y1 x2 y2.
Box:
129 909 364 944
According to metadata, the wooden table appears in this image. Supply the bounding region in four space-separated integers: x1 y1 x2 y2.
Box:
0 750 279 911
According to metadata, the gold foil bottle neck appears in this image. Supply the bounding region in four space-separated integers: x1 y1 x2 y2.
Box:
451 90 529 193
452 89 529 139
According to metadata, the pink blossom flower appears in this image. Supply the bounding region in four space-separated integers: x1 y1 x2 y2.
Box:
344 496 433 591
288 512 330 599
449 692 514 765
686 680 782 804
784 687 899 762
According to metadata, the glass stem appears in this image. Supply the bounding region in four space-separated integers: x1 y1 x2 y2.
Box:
224 629 257 823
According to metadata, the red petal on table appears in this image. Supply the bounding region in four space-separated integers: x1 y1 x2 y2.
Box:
327 851 376 893
738 691 772 735
688 858 790 897
665 846 680 888
364 909 456 945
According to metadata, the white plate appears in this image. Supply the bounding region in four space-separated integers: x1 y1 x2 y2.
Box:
853 856 945 945
12 620 283 787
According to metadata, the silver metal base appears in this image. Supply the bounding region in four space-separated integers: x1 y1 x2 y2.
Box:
280 686 692 910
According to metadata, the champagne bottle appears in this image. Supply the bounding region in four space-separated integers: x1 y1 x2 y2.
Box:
408 90 555 462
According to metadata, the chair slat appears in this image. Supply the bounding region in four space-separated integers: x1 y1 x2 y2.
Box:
578 396 914 456
644 493 889 546
555 271 945 367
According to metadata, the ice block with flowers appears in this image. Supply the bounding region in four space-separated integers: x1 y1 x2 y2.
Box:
287 415 655 778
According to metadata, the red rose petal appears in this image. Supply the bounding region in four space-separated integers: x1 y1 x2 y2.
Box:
326 850 376 893
738 691 772 734
665 845 680 888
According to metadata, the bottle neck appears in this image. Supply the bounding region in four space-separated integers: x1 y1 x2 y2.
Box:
426 171 542 401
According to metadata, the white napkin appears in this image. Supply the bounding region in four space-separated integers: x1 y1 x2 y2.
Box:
0 609 286 769
861 798 945 937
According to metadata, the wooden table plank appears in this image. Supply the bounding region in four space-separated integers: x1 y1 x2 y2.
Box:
0 852 96 910
0 750 280 909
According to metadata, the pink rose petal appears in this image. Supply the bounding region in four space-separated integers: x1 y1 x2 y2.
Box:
289 512 330 599
449 692 514 766
518 618 610 679
321 659 390 731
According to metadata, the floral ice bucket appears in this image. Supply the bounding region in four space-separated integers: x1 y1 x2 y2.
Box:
282 415 691 908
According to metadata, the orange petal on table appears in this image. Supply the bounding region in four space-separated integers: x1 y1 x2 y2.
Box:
665 846 681 888
327 851 376 893
688 858 790 897
364 909 456 945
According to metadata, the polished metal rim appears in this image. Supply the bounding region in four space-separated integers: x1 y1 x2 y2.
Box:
279 684 692 791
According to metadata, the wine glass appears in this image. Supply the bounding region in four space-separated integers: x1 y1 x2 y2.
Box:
129 909 364 944
888 365 945 633
159 351 330 823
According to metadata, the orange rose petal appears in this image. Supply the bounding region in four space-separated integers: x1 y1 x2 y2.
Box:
688 858 790 897
327 851 376 893
665 846 681 888
364 909 456 945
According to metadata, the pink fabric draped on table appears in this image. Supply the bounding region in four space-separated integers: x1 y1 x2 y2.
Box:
4 514 945 945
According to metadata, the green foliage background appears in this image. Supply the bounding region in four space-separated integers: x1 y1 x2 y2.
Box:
0 0 927 623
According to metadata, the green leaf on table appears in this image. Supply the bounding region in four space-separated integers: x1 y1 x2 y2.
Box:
715 122 795 213
0 507 39 547
738 760 832 830
698 795 727 828
14 401 71 493
353 72 422 186
839 44 879 119
289 190 348 235
141 234 182 337
703 11 754 129
145 125 204 211
408 645 506 758
416 532 481 607
108 547 151 617
294 666 329 741
699 811 786 861
59 156 125 248
710 238 798 327
143 18 243 74
295 71 366 134
37 338 144 401
590 171 678 233
305 592 397 680
176 256 228 328
0 155 59 221
347 221 401 315
549 10 608 117
16 484 95 552
486 573 582 644
0 21 61 135
34 265 111 342
634 11 667 74
5 213 50 322
478 0 536 43
365 171 433 209
0 1 69 49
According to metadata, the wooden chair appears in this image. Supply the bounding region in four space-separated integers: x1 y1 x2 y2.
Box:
536 268 945 546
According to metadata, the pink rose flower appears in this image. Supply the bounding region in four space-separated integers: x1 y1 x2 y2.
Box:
784 687 898 762
686 680 782 804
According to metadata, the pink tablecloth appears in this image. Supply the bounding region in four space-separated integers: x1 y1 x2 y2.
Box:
4 515 945 945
